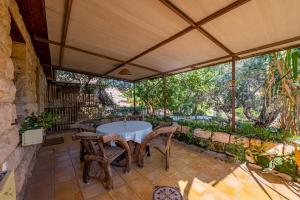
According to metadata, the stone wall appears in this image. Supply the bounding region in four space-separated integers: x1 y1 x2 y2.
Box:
0 0 47 199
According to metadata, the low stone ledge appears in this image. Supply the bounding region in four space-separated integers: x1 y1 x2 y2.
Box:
283 144 294 156
211 132 230 143
264 142 284 156
250 138 262 147
230 135 250 148
180 126 190 135
194 129 211 139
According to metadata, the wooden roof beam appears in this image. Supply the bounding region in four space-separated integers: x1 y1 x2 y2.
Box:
43 64 134 83
159 0 236 57
34 37 162 74
59 0 73 67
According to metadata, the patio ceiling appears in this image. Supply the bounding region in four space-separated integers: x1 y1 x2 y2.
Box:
34 0 300 82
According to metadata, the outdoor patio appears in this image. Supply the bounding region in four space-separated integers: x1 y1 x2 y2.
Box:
1 0 300 200
23 131 300 200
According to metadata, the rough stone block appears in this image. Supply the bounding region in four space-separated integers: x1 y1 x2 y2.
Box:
283 144 294 155
0 103 16 134
250 138 262 147
180 126 190 134
230 135 250 148
0 76 16 103
0 126 19 164
211 132 230 143
0 57 14 79
264 142 283 156
194 129 212 139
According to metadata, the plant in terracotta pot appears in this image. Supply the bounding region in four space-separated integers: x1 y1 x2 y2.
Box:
20 112 56 146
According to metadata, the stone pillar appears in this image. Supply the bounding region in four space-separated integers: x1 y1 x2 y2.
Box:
12 42 38 119
0 0 19 166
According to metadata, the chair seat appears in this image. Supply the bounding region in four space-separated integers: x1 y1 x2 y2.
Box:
104 146 125 162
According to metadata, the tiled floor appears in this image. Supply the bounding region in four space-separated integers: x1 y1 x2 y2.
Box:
24 132 300 200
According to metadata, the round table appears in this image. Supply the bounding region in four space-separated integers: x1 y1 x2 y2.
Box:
96 121 152 144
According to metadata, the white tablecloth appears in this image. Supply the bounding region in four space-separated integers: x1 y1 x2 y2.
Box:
96 121 152 144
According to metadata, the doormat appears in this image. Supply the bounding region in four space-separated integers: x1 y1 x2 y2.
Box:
43 137 64 146
153 186 183 200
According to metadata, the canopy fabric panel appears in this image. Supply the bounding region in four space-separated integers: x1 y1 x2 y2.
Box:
65 0 189 61
43 0 300 82
202 0 300 53
134 30 228 72
169 0 236 22
45 0 65 42
62 48 120 75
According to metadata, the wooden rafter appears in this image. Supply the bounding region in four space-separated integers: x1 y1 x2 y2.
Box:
43 64 133 83
159 0 236 57
104 0 249 75
237 35 300 56
59 0 73 67
34 37 162 74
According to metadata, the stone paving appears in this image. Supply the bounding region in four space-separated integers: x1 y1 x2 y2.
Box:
24 132 300 200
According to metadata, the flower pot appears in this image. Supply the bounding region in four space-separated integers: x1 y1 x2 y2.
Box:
22 128 45 146
0 170 16 200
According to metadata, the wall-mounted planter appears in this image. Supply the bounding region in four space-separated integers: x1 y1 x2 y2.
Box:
0 170 16 200
21 128 45 146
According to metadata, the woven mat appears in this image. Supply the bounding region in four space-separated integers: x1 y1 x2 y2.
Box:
153 186 183 200
43 137 64 146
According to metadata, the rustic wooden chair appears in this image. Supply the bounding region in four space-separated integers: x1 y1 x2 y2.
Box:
138 124 177 170
74 132 131 190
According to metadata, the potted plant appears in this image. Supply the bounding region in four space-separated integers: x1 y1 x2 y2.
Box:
19 112 56 146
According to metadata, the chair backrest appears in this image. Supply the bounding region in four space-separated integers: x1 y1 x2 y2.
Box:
142 123 178 149
75 132 130 159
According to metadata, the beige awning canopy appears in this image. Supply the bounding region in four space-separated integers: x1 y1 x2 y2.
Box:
40 0 300 82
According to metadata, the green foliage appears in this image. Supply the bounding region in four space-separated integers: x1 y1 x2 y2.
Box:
19 112 56 133
256 155 271 168
209 142 225 152
225 144 245 162
194 138 210 148
236 123 292 142
186 132 194 145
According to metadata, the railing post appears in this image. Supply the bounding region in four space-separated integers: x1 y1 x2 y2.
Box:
231 58 236 132
163 74 167 119
133 82 136 114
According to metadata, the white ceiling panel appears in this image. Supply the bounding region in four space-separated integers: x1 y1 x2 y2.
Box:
203 0 300 53
170 0 235 22
65 0 189 61
134 30 229 72
62 48 120 75
45 0 65 42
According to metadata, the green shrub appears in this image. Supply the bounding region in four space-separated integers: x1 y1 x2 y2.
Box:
255 155 271 168
269 156 298 178
195 138 210 148
225 144 245 162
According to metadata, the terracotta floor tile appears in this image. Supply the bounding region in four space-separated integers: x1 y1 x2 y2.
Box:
127 178 153 200
109 185 140 200
24 132 300 200
81 182 106 199
88 192 113 200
